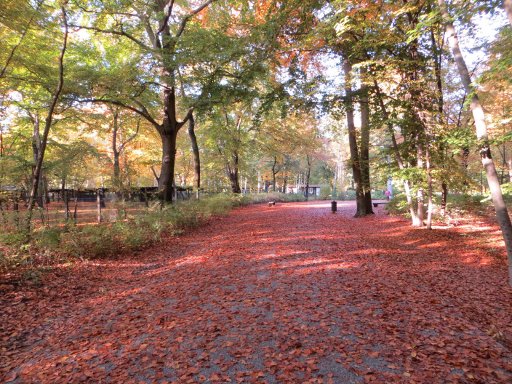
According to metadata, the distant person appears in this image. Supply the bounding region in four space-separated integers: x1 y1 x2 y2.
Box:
384 189 391 200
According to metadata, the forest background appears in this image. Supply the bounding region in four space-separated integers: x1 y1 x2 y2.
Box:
2 0 512 283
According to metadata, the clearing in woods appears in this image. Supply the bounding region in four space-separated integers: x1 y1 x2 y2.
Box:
1 201 512 383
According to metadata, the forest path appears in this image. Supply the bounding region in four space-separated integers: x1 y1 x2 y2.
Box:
2 201 512 383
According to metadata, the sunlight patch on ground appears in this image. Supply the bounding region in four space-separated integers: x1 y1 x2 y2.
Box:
291 261 360 274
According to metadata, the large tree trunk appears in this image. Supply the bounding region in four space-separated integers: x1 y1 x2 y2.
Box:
440 0 512 286
226 152 241 193
344 59 366 217
159 129 178 202
360 69 374 215
26 6 68 228
187 112 201 198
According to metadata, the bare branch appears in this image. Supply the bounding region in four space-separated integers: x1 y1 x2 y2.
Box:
175 0 216 39
119 118 141 152
0 0 44 78
156 0 176 35
69 24 151 51
79 97 161 131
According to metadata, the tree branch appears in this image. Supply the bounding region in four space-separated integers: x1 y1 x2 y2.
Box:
157 0 176 35
175 0 216 39
69 24 151 51
79 97 161 131
119 118 141 152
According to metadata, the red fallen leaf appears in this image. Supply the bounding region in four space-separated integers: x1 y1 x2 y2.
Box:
4 371 18 383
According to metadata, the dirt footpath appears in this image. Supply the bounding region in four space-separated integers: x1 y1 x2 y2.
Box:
1 201 512 383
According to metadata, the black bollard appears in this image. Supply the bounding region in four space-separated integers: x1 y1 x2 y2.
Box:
331 200 337 213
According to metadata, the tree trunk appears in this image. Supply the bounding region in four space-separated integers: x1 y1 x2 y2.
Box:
441 182 448 217
305 155 311 201
344 59 366 217
440 0 512 286
158 130 178 202
426 141 433 229
112 109 121 193
271 156 278 192
505 0 512 26
187 112 201 198
360 69 374 215
373 80 419 224
26 6 68 228
226 152 241 193
416 140 425 227
31 114 45 208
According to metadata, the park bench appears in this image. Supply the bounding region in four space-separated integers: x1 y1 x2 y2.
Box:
373 202 389 208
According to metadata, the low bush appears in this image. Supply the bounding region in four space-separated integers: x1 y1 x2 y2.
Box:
0 193 309 273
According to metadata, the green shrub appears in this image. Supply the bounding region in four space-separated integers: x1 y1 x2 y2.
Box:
386 193 409 215
33 227 63 250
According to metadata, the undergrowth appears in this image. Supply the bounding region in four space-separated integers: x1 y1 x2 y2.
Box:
0 193 304 276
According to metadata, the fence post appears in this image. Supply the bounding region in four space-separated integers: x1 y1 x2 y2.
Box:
97 189 102 223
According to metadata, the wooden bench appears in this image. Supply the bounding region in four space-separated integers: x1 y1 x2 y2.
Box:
373 202 389 208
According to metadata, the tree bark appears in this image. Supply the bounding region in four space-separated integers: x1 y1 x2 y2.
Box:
344 59 366 217
426 141 433 229
271 156 279 192
305 155 311 201
441 182 448 217
112 109 121 193
440 0 512 286
31 113 45 208
505 0 512 26
416 140 425 227
226 152 241 193
187 111 201 198
360 68 374 215
159 129 178 202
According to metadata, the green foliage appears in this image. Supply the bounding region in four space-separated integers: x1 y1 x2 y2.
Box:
0 194 306 271
386 193 409 216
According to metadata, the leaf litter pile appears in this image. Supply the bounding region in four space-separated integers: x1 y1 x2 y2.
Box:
1 201 512 383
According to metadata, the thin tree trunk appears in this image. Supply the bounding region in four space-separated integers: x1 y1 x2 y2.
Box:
441 182 448 217
344 59 366 217
272 156 278 192
440 0 512 286
31 113 45 208
360 68 374 215
26 5 68 229
305 155 311 201
373 80 419 225
426 141 433 229
112 109 121 193
416 140 425 227
187 111 201 198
